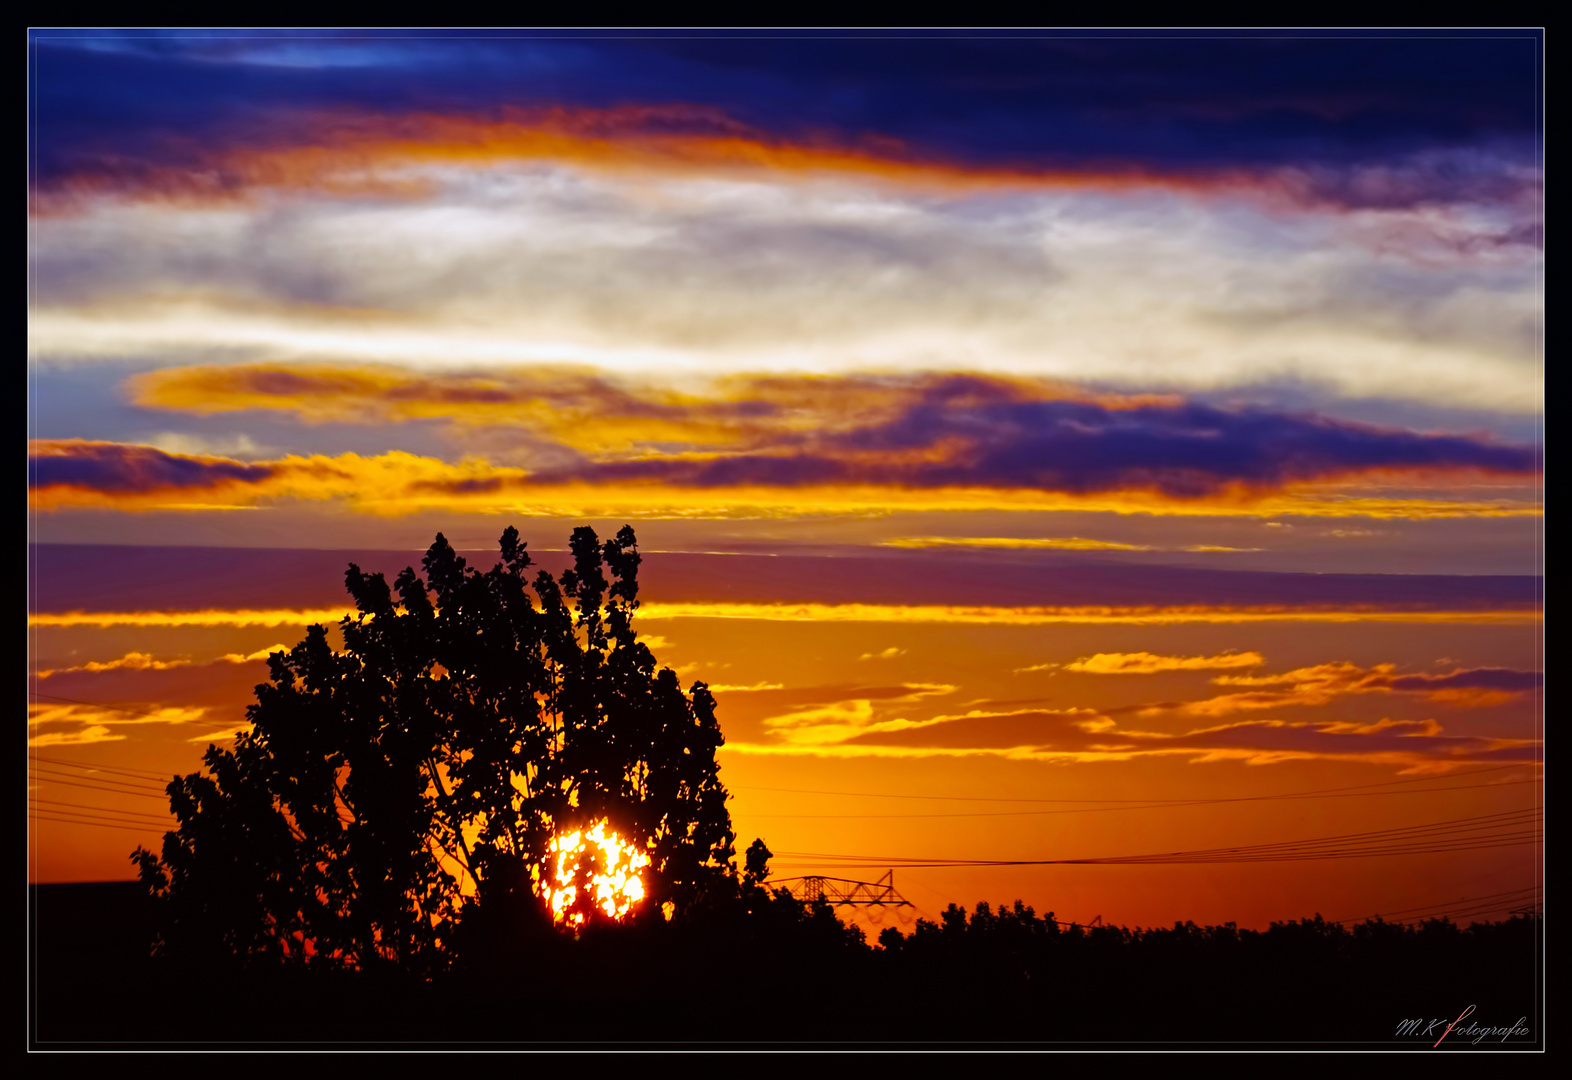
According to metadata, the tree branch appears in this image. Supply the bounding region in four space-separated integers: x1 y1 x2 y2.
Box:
426 754 473 869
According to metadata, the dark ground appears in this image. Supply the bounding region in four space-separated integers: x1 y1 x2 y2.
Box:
29 882 1543 1050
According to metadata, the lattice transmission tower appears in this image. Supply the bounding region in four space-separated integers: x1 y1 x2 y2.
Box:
767 869 914 909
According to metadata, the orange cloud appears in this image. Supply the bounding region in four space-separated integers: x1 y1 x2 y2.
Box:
182 724 255 745
45 102 1505 226
123 364 1539 503
728 703 1539 770
636 603 1536 627
29 438 1542 521
126 364 1179 454
38 104 1275 214
28 726 122 748
755 683 959 746
218 645 292 664
28 702 208 747
1315 718 1445 736
881 537 1262 553
28 604 1540 631
127 363 760 453
1170 661 1400 716
1064 651 1266 674
29 441 532 515
884 536 1156 552
36 646 289 678
36 652 190 678
1424 689 1523 708
30 609 354 628
1148 661 1543 717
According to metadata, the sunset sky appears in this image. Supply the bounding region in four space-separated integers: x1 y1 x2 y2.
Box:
28 30 1542 933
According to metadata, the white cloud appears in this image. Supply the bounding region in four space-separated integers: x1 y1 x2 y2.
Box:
30 167 1542 414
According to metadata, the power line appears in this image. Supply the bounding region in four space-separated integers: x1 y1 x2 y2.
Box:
1331 886 1540 923
1388 897 1540 924
30 754 178 783
29 766 169 793
1098 808 1542 859
769 837 1541 869
1421 903 1538 925
1334 893 1543 927
771 807 1543 869
30 813 168 834
744 779 1538 819
815 806 1541 857
29 807 174 830
29 798 175 824
28 776 172 800
734 764 1530 805
31 752 176 778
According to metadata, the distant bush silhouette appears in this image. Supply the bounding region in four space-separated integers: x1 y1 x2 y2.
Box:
862 902 1538 1042
134 526 741 974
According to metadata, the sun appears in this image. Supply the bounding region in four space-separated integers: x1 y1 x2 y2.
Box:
539 820 651 928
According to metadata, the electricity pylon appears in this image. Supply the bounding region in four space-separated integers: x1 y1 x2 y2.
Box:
767 869 913 909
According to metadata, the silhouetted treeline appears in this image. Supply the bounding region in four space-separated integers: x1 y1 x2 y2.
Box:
32 882 1540 1047
868 899 1539 1043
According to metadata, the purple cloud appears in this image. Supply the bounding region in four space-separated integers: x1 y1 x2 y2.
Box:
1387 668 1543 693
29 440 273 493
534 382 1539 497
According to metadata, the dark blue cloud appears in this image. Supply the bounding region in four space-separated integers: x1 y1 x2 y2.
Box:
878 397 1538 496
1388 668 1542 693
535 382 1539 497
31 31 1541 195
30 441 274 492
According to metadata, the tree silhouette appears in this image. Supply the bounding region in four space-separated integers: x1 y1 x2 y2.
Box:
743 838 773 890
134 525 738 973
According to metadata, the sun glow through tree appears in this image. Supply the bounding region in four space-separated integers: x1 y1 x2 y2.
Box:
541 821 651 927
125 526 736 972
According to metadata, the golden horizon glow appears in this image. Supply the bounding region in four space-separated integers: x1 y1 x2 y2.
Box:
30 609 358 628
635 602 1540 626
882 536 1268 553
27 603 1542 630
884 536 1155 551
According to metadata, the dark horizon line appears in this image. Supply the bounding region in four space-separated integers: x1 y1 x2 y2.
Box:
26 879 1541 931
